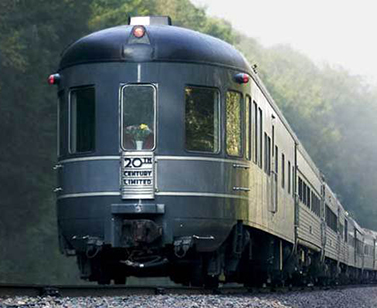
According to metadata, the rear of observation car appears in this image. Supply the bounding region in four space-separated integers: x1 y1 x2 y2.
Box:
51 17 253 284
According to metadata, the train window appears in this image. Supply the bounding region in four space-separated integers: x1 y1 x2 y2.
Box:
69 87 95 153
288 161 291 194
245 96 251 160
58 92 66 156
298 177 303 201
275 146 279 174
312 192 321 216
122 85 156 151
253 101 258 164
275 145 279 187
345 219 348 242
185 87 220 153
258 107 263 169
292 166 295 196
226 91 242 156
264 133 271 175
303 182 307 204
307 186 311 208
325 204 338 233
281 153 285 189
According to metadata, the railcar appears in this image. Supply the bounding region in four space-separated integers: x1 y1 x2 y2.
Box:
49 16 377 286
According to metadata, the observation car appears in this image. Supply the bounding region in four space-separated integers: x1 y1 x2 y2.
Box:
49 16 377 286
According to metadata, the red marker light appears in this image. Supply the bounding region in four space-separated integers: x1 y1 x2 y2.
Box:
48 73 60 85
133 26 146 38
234 73 249 84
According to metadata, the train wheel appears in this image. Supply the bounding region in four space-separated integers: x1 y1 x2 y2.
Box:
114 275 127 285
204 275 219 289
98 276 111 285
190 262 204 287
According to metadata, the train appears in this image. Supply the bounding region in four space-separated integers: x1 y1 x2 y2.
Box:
48 16 377 287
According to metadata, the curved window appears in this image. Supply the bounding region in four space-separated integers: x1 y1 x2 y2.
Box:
185 87 220 153
122 85 156 151
226 91 242 156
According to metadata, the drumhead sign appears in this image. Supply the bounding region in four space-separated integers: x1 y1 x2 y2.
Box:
121 152 155 199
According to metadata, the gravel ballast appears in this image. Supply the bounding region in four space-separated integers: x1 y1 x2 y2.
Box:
1 286 377 307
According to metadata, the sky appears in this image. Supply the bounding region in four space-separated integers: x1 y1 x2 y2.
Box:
191 0 377 84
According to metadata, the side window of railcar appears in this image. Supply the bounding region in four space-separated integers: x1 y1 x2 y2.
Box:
298 177 303 201
185 87 220 153
69 87 95 153
264 133 271 175
307 186 311 208
281 153 285 189
325 204 338 233
245 96 252 160
226 91 242 156
311 192 321 216
253 101 258 164
275 146 279 179
258 107 263 168
292 166 295 196
288 161 291 194
58 92 66 156
122 85 156 151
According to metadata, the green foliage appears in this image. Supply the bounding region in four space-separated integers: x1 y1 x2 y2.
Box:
0 0 92 284
90 0 155 30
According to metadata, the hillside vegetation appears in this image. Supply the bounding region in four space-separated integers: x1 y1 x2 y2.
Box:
1 0 376 283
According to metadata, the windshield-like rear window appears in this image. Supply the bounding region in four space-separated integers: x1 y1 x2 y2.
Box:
122 85 156 151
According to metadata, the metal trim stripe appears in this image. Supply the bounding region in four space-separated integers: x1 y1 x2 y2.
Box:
57 192 121 200
156 155 250 165
57 191 249 200
59 156 120 164
155 191 249 200
58 155 251 165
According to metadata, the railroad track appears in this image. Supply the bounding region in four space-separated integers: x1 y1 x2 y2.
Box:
2 282 376 298
0 284 251 297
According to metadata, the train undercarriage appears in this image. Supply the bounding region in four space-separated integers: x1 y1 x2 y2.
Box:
67 221 375 288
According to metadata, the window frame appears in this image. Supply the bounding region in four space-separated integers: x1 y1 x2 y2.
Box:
184 85 221 154
120 83 157 152
225 90 243 157
68 85 96 154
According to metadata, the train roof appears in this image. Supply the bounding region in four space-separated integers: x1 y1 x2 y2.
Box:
59 23 251 71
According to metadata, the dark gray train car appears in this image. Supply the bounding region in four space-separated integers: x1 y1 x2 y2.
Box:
49 16 376 286
52 16 264 285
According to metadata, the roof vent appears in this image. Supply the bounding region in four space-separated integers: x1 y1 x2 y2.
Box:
128 16 172 26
